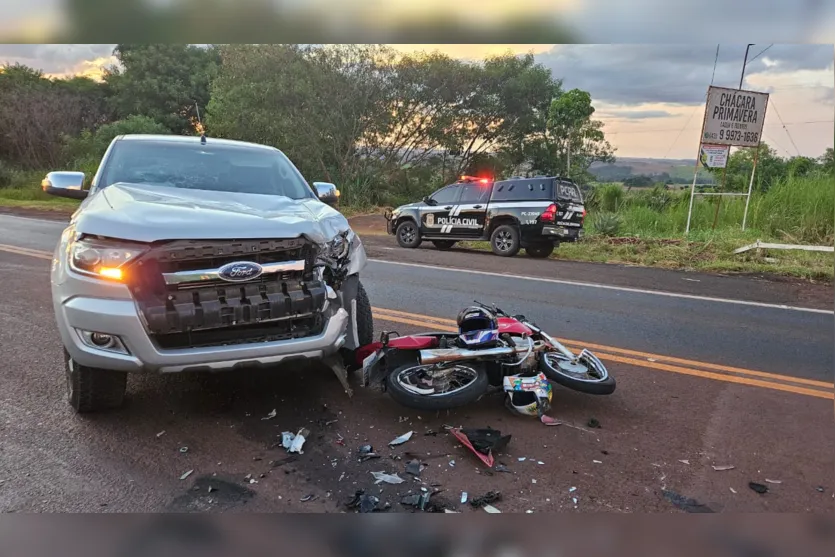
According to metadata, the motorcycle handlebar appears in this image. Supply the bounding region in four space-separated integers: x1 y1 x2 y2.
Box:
473 299 510 317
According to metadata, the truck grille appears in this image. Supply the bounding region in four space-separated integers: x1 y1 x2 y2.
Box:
125 238 328 347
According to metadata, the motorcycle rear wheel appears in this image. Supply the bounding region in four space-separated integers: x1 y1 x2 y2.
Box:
539 351 616 395
385 362 490 411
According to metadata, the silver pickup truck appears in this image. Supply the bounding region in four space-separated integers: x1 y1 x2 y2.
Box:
43 134 372 413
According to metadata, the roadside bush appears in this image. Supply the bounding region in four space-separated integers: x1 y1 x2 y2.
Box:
592 211 622 237
64 115 171 167
597 183 625 212
631 184 677 211
0 160 11 188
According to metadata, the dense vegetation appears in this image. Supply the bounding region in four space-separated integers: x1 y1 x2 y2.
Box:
0 44 831 278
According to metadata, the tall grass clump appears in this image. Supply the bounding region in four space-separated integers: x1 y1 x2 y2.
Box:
596 183 625 212
750 174 834 244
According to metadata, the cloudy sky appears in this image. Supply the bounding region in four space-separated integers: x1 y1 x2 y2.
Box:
1 43 832 159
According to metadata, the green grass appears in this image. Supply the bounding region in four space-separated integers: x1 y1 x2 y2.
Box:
0 170 81 211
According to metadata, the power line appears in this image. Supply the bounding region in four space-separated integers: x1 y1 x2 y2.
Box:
710 44 720 85
748 44 774 64
763 132 793 157
769 101 802 156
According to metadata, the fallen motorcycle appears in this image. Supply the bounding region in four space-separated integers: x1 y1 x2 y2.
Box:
355 301 615 411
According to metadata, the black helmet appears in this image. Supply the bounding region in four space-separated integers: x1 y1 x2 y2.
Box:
456 306 499 347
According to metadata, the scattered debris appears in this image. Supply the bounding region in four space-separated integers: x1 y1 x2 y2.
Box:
208 486 216 493
540 415 561 426
712 465 735 471
593 460 603 464
662 490 714 513
449 460 455 467
765 479 782 484
470 491 501 508
180 470 194 480
405 460 422 477
729 488 737 494
748 482 769 495
444 509 459 513
400 492 432 511
683 278 701 282
451 427 511 467
647 358 657 362
389 431 414 446
424 429 438 436
518 457 527 462
495 464 512 473
460 492 468 504
816 486 825 493
569 487 577 493
179 446 189 454
347 490 382 513
679 460 690 465
371 471 405 485
537 461 545 465
262 409 277 421
482 504 501 513
532 479 537 484
357 445 381 462
300 494 317 502
587 418 601 429
156 431 166 438
281 429 310 454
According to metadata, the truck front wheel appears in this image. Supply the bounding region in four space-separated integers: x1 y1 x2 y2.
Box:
395 220 422 249
64 349 127 413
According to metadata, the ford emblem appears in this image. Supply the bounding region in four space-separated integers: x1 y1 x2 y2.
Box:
217 261 263 282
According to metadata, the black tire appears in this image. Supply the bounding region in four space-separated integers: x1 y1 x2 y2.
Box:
385 362 490 411
490 224 521 257
64 349 127 413
525 244 555 259
539 352 616 395
341 280 374 370
355 280 374 346
432 240 456 250
395 220 422 249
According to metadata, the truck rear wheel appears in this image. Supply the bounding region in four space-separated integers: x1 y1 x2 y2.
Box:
395 220 422 249
525 244 554 259
490 225 521 257
64 349 127 413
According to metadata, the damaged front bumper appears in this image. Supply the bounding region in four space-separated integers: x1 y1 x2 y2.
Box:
52 232 368 375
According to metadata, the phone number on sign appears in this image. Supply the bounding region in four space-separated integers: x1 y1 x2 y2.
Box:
720 129 759 143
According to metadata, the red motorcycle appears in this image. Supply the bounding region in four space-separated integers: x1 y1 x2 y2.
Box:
356 301 615 411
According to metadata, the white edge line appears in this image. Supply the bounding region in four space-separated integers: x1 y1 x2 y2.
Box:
368 258 834 315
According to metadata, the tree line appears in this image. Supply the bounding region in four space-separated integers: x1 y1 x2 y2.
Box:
0 44 615 205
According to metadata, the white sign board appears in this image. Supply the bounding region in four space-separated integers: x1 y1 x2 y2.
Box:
699 143 730 169
702 86 769 148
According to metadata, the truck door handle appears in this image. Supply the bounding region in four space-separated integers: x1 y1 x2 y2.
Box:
444 206 453 210
473 205 483 209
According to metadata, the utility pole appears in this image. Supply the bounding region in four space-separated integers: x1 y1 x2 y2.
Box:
739 44 754 89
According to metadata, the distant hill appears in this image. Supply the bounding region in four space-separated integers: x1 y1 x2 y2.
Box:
590 157 715 184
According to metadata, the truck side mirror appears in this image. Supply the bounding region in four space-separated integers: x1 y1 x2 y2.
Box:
42 171 88 200
313 182 340 206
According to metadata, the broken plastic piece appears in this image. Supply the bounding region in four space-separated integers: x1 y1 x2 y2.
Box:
262 409 277 420
180 470 193 480
405 460 422 477
712 465 735 471
281 432 295 450
679 460 690 465
347 490 381 513
765 479 782 484
357 445 380 462
281 429 309 454
450 427 511 468
179 446 189 453
156 431 166 438
389 431 414 446
495 464 511 473
540 415 561 426
482 504 501 513
372 471 405 485
300 494 316 502
749 482 768 494
470 491 501 508
460 492 468 504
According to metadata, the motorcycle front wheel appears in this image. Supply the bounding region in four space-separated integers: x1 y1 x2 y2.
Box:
385 362 490 411
539 351 616 395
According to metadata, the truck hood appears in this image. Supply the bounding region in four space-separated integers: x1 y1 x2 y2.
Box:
71 183 352 244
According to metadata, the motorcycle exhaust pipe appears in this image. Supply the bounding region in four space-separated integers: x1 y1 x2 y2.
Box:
419 343 542 365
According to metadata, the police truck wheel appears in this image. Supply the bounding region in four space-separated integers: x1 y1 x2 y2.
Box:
525 244 554 259
490 225 521 257
432 240 456 250
395 221 422 249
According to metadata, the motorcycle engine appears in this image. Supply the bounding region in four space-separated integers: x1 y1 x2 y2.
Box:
505 336 538 373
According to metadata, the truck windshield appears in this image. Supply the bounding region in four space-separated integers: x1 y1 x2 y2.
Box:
99 140 316 200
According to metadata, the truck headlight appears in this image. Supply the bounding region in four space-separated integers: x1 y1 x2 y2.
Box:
324 231 352 260
69 238 148 281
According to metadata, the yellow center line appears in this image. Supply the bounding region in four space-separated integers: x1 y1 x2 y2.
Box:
0 243 53 261
372 308 833 399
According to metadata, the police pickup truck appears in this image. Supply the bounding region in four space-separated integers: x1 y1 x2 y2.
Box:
386 175 586 258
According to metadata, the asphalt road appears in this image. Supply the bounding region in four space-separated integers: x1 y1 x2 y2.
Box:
0 212 832 513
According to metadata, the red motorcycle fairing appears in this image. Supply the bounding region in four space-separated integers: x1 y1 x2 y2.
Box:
498 317 533 336
353 336 439 368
